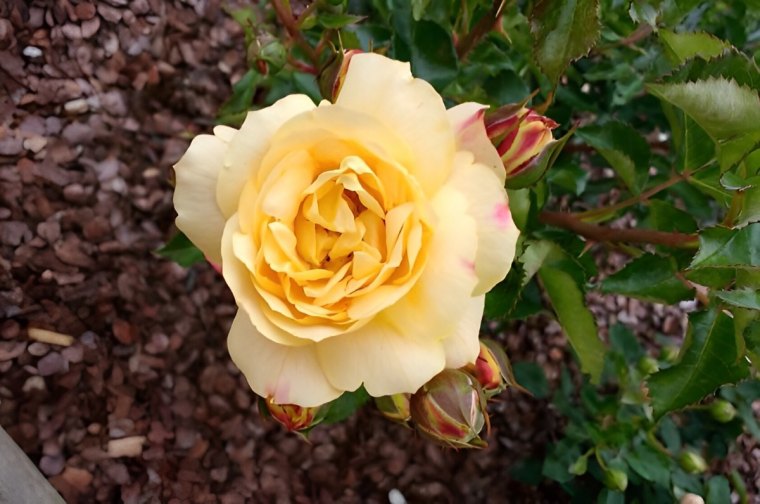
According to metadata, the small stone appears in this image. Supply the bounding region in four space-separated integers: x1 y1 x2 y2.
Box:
23 46 43 58
107 436 145 458
61 23 83 39
64 98 89 114
81 17 100 38
75 3 97 20
22 376 46 393
40 455 65 476
23 136 48 153
0 221 30 246
38 351 68 376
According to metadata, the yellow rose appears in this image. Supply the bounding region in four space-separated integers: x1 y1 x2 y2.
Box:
173 53 519 407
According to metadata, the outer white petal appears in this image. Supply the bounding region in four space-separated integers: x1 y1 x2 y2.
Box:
447 152 519 295
173 133 229 264
336 53 455 196
441 295 485 369
228 310 342 407
315 315 446 397
317 177 479 396
216 95 316 217
447 102 506 183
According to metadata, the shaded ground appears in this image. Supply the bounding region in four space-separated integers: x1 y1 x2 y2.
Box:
0 1 757 503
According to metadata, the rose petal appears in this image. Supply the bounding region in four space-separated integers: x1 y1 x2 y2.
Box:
441 295 485 369
227 309 342 407
336 53 456 196
447 152 519 295
216 95 316 218
447 102 505 183
316 315 446 397
173 133 230 264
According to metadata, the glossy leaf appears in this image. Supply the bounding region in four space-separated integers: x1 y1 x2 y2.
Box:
690 224 760 270
322 387 370 424
576 122 650 194
411 20 458 90
530 0 600 84
647 77 760 141
737 185 760 227
156 232 205 267
601 254 694 304
659 30 730 66
715 288 760 310
539 264 606 383
647 308 749 418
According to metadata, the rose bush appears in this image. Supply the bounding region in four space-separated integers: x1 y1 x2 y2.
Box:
173 53 519 407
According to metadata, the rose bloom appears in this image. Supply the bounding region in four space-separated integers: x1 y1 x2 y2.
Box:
173 53 519 407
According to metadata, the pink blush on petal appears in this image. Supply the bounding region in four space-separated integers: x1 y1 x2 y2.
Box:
460 257 476 274
493 203 511 229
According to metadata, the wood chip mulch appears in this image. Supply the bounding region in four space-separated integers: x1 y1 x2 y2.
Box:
1 1 757 503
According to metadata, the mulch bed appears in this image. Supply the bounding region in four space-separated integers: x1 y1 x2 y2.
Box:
1 1 757 503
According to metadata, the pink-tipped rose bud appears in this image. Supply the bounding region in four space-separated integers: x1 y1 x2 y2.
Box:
486 105 558 177
265 398 325 432
318 49 362 102
463 339 523 399
410 369 488 449
375 393 412 424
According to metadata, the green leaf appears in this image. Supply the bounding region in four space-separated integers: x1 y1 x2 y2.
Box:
647 77 760 141
217 70 261 126
627 441 672 488
322 386 370 424
659 30 730 66
410 20 458 90
705 476 732 504
737 185 760 227
513 362 550 399
715 288 760 310
690 224 760 270
317 13 365 29
576 122 650 194
644 200 698 234
156 232 205 267
484 261 524 320
601 254 694 304
529 0 600 84
647 308 749 418
676 115 716 172
539 265 606 383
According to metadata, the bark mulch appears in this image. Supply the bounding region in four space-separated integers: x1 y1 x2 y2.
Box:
1 1 757 503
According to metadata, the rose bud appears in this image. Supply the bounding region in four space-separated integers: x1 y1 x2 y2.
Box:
602 467 628 492
708 399 737 423
637 356 659 376
462 339 525 398
375 393 412 424
678 450 708 474
318 49 362 101
410 369 488 449
485 105 559 181
265 398 326 432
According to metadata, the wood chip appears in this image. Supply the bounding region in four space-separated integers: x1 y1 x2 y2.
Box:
107 436 146 458
28 327 75 347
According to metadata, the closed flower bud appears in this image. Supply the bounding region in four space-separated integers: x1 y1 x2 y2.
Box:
680 494 705 504
637 356 659 375
485 105 558 177
265 398 325 432
679 450 708 474
603 468 628 492
375 393 412 424
318 49 362 101
660 345 679 363
708 399 736 423
463 339 522 398
410 369 488 449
